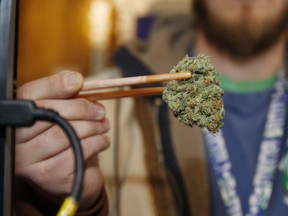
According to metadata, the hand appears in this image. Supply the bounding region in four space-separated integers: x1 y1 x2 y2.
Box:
15 71 110 210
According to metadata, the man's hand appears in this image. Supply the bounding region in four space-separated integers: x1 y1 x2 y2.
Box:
15 71 110 211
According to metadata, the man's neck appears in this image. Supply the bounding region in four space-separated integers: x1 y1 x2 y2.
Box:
194 32 286 81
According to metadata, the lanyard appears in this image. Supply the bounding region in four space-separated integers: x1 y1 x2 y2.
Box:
203 69 287 216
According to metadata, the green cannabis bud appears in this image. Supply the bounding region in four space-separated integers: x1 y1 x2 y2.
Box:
162 54 225 133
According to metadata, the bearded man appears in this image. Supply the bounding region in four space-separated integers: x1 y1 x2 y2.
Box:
192 1 288 215
100 0 288 215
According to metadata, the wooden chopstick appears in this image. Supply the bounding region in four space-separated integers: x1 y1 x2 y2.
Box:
82 72 191 91
78 72 191 100
78 86 166 100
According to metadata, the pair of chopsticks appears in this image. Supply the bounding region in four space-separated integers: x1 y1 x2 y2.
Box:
78 72 192 100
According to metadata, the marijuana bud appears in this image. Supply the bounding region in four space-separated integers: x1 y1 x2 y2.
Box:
162 54 225 133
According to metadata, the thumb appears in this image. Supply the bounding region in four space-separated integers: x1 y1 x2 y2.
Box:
17 70 84 100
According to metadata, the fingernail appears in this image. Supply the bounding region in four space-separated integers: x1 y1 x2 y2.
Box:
63 71 82 89
94 105 106 118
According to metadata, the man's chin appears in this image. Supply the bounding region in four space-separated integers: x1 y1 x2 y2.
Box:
201 23 285 61
193 0 288 60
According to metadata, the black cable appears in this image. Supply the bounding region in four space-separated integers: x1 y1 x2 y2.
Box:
32 108 84 201
0 99 84 203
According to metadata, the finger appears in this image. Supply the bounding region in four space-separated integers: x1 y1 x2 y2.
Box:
16 121 53 143
16 135 110 190
51 135 110 171
16 98 106 143
36 98 106 121
17 71 83 100
81 135 110 159
16 99 107 143
16 119 110 165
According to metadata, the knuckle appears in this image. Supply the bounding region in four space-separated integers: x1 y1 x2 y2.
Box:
77 98 90 114
103 136 111 149
95 122 109 134
98 135 110 151
72 98 93 120
83 136 110 158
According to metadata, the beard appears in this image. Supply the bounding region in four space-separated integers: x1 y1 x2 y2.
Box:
193 0 288 60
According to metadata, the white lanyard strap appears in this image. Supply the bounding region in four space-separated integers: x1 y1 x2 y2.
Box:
203 70 287 216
